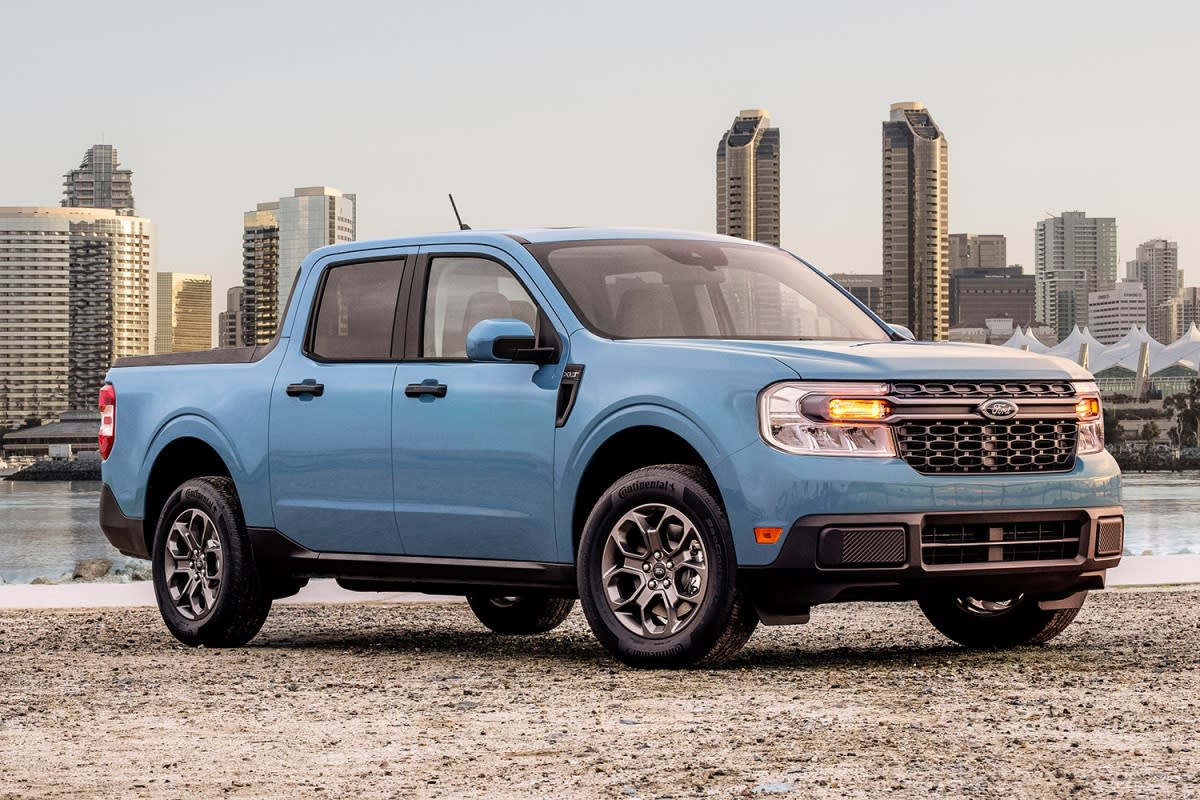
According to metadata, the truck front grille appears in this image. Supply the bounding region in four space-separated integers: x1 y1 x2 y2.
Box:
921 520 1082 565
896 419 1078 475
891 381 1076 400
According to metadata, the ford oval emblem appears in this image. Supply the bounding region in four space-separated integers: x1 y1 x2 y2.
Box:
979 398 1019 421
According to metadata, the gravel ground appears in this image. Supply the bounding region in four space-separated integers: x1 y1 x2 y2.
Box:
1 588 1197 800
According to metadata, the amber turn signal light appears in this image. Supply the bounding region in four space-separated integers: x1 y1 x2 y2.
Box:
1075 397 1100 419
827 398 892 421
754 527 783 545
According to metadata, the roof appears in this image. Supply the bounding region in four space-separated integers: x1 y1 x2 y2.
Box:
3 411 100 443
307 227 768 262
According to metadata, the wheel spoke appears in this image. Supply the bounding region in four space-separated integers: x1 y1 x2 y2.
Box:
162 507 224 622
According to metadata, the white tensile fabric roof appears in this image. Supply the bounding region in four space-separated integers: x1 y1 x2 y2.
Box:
1000 324 1200 376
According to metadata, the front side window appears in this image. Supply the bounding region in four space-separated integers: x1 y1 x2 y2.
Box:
529 240 889 341
422 257 538 359
309 259 404 360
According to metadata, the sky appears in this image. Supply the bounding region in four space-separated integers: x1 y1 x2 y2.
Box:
3 0 1198 327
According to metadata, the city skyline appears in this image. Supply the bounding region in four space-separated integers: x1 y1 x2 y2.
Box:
2 1 1195 313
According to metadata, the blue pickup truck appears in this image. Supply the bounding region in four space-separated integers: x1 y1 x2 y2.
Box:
99 228 1123 667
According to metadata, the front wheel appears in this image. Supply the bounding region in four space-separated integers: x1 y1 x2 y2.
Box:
577 465 757 668
918 593 1084 648
151 477 272 647
466 594 575 634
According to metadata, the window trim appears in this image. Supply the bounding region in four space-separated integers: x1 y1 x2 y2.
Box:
301 255 410 364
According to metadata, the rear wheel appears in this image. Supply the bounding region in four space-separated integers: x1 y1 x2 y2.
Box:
151 477 271 647
918 593 1083 648
577 465 757 668
466 594 575 634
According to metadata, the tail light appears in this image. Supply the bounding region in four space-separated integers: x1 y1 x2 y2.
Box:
98 384 116 459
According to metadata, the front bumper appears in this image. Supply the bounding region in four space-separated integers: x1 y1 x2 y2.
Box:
740 505 1123 618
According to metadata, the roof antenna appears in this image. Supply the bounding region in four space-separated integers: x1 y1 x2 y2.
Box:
448 194 471 230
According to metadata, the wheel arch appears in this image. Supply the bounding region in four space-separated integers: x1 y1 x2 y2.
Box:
567 415 727 558
140 420 242 555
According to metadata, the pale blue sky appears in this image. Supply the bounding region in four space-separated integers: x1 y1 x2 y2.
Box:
3 0 1197 308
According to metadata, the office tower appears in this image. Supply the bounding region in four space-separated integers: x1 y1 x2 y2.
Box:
1126 239 1180 342
950 266 1035 328
1087 282 1147 344
241 202 280 345
0 207 152 425
218 286 246 348
1035 211 1118 342
155 272 212 353
949 233 1006 271
716 109 781 245
62 144 135 216
881 102 949 340
828 273 882 315
240 187 356 344
1156 287 1200 343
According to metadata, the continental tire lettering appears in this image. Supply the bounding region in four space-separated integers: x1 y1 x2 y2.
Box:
617 480 677 500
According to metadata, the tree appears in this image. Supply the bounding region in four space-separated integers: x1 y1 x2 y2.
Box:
1102 408 1123 445
1164 379 1200 449
1140 420 1161 443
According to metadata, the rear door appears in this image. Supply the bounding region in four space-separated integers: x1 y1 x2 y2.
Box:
268 251 413 555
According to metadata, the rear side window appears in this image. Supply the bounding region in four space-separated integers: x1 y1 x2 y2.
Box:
309 259 404 360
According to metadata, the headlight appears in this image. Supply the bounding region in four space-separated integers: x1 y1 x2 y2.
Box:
759 382 898 457
1073 381 1104 455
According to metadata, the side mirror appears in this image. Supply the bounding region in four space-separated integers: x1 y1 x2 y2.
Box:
889 323 916 341
466 318 554 363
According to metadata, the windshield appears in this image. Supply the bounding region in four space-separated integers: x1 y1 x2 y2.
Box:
528 239 890 341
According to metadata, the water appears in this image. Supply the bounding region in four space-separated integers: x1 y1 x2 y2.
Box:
0 474 1197 583
0 481 137 583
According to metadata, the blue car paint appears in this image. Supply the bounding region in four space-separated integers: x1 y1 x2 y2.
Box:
102 227 1122 567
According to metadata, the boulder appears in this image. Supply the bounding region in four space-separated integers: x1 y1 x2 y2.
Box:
73 558 113 581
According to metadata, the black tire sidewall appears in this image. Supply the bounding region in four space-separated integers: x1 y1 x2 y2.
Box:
151 477 265 646
918 594 1068 648
577 466 738 667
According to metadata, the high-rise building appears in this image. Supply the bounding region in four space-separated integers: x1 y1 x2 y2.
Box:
949 233 1006 272
1126 239 1180 343
881 102 949 340
1035 211 1118 342
716 109 780 246
828 273 882 315
218 286 247 349
1155 286 1200 343
240 187 356 345
1087 282 1146 344
950 266 1035 328
0 207 152 426
241 202 280 345
62 144 135 216
155 272 212 353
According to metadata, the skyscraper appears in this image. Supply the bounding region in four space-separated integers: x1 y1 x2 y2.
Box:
240 187 356 344
716 110 780 245
218 286 247 349
0 207 152 425
155 272 212 353
881 102 949 341
1126 239 1180 343
62 144 135 216
1035 211 1118 342
949 233 1006 271
1087 282 1146 345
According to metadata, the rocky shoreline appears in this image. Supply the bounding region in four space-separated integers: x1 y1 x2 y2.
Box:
2 557 152 586
3 460 102 481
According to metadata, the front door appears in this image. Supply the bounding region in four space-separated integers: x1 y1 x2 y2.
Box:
268 252 411 555
391 249 564 562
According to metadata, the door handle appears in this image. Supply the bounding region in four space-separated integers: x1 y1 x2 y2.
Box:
405 382 448 398
286 381 325 397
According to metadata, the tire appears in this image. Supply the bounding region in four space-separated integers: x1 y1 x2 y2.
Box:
918 593 1084 649
576 464 758 668
151 476 272 647
466 594 575 634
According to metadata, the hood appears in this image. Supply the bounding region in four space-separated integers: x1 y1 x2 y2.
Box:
622 339 1094 382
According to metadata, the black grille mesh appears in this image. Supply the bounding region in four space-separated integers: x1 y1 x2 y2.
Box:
891 381 1076 399
922 520 1081 565
1096 518 1125 557
896 419 1078 474
839 528 906 565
